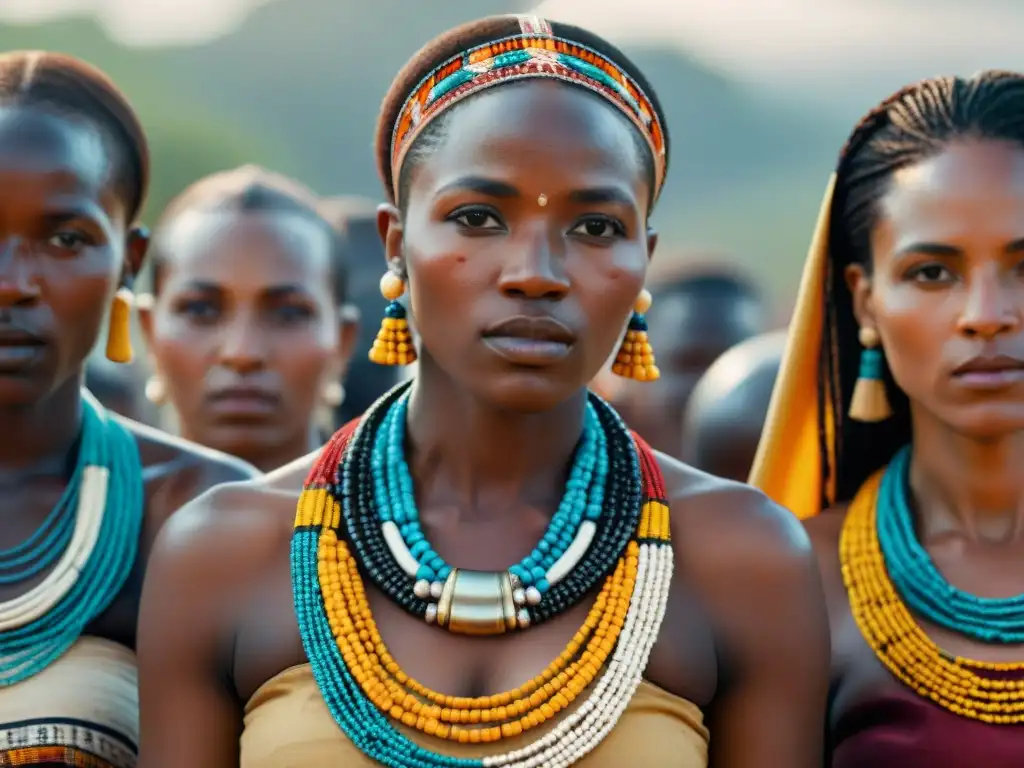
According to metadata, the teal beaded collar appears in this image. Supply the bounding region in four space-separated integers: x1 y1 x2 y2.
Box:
878 445 1024 643
0 393 143 685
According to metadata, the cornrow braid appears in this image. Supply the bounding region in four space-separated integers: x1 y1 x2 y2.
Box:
820 70 1024 501
373 15 669 210
0 51 149 222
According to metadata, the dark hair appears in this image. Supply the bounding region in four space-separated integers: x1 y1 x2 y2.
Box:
650 263 763 305
0 51 149 222
148 165 348 301
824 70 1024 502
374 16 669 211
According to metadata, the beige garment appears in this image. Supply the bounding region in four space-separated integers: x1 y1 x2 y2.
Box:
241 663 708 767
0 636 138 767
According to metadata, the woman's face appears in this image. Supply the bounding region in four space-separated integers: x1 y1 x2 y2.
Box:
849 139 1024 438
143 210 348 457
0 104 143 406
381 81 656 412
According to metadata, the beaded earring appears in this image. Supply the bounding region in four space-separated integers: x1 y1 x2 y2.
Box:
849 326 892 422
105 280 135 364
144 374 167 405
611 289 659 381
368 272 416 366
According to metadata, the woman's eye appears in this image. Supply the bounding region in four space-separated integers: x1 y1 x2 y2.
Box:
48 231 88 252
452 209 503 230
180 300 219 322
909 264 954 283
570 217 624 239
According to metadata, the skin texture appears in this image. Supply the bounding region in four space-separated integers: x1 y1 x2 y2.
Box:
681 330 786 482
139 209 357 472
617 286 765 458
137 80 829 768
0 103 257 656
806 139 1024 756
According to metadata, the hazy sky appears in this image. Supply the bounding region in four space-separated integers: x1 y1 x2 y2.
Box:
0 0 1019 96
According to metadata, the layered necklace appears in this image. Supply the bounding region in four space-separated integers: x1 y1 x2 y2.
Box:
842 447 1024 724
0 392 143 686
292 382 674 766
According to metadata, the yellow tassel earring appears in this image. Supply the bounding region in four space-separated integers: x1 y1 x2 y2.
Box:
105 280 135 364
848 326 892 422
368 272 416 366
611 289 660 382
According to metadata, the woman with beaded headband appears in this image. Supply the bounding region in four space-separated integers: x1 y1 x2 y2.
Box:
751 71 1024 765
137 15 828 768
0 51 257 768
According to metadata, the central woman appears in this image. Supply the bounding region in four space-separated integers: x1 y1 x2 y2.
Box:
137 15 829 767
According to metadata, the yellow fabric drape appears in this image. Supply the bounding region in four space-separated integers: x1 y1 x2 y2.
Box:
748 175 837 520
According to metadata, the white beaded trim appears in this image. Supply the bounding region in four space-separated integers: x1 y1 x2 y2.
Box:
481 541 674 767
0 466 108 629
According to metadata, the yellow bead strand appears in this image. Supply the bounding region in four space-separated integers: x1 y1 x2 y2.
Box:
317 530 637 743
842 470 1024 724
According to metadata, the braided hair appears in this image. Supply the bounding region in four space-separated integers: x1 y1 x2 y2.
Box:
374 15 669 211
0 51 149 222
148 165 348 301
824 70 1024 502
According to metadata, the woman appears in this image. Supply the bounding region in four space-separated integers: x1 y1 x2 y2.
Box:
751 71 1024 765
138 166 358 471
0 51 257 766
138 15 828 767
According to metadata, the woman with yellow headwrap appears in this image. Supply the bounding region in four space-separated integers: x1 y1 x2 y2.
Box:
752 71 1024 765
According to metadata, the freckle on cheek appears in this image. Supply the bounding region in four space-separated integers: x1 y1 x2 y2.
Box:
455 255 466 264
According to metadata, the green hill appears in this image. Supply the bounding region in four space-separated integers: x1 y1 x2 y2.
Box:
0 2 849 294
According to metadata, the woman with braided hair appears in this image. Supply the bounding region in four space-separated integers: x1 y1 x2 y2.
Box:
752 71 1024 765
137 14 828 768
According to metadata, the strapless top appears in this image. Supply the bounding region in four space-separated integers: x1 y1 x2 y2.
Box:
0 636 138 766
833 686 1024 768
241 663 709 767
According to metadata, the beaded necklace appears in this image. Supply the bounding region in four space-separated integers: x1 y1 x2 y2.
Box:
842 466 1024 724
0 393 143 686
878 445 1024 643
343 383 642 634
371 391 607 631
292 394 673 766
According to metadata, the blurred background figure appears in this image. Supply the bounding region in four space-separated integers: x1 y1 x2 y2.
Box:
84 360 154 424
681 329 787 482
319 196 402 426
138 166 357 471
613 264 769 458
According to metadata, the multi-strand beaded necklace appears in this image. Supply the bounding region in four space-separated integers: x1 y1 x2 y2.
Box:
0 393 143 686
842 449 1024 724
292 384 674 766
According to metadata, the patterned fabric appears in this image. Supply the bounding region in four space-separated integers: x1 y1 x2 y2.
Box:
0 719 134 767
0 638 138 767
389 16 667 202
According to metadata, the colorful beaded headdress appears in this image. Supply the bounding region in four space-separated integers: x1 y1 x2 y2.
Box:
384 15 669 203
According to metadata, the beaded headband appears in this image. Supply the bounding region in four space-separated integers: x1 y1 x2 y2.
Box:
389 16 668 202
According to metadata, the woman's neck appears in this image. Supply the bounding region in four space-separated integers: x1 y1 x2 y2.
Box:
405 358 587 523
910 413 1024 543
0 375 83 479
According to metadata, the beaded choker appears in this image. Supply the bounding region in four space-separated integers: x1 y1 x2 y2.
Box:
341 383 641 635
842 465 1024 723
292 393 673 765
0 393 143 686
878 445 1024 643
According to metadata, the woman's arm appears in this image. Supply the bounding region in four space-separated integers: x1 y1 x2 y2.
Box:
137 485 265 766
675 482 831 767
